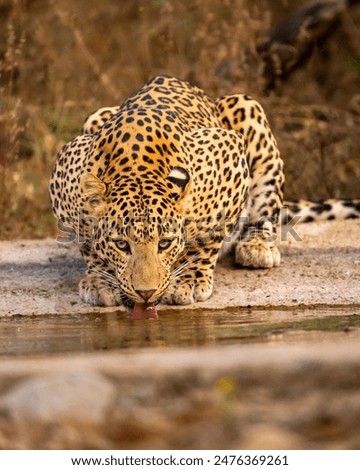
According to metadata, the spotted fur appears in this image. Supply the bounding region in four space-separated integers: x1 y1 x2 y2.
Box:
49 75 357 308
282 198 360 223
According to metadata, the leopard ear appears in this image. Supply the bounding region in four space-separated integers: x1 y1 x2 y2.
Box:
166 166 191 213
81 173 107 214
167 166 190 190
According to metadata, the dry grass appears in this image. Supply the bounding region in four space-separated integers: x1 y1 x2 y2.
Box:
0 0 359 239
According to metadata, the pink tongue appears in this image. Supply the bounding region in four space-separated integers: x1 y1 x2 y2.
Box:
131 302 158 320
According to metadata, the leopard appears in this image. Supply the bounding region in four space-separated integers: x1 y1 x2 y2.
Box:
49 75 359 318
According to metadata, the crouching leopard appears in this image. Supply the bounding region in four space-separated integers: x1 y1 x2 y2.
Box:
49 75 359 318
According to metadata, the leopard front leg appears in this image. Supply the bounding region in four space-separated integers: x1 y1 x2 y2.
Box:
79 270 122 306
216 94 284 269
79 245 122 306
162 246 219 305
235 220 280 268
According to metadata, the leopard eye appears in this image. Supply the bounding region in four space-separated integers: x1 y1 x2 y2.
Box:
158 238 174 252
113 239 131 253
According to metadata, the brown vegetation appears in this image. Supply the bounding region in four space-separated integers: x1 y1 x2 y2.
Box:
0 0 359 239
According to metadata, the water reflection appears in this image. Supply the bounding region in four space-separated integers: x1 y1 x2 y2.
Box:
1 307 359 356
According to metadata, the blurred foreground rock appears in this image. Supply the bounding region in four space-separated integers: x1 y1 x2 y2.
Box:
0 342 360 449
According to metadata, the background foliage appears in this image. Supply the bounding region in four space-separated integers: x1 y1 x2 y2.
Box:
0 0 359 239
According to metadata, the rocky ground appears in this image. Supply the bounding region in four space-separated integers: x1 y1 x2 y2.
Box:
0 220 359 316
0 219 359 449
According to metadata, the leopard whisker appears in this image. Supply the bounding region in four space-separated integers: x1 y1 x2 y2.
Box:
170 253 202 281
88 265 119 287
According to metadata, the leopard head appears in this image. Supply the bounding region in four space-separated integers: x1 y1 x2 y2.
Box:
80 166 191 307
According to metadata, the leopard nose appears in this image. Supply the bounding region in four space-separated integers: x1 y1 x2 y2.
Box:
135 289 156 301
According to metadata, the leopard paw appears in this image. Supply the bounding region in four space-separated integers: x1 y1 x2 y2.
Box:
79 274 122 306
235 239 280 268
162 276 214 305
